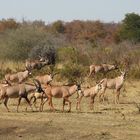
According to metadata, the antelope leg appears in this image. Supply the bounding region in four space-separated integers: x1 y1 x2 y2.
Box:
4 97 10 112
17 97 22 112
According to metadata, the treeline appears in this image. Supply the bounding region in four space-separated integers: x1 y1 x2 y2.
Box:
0 13 140 79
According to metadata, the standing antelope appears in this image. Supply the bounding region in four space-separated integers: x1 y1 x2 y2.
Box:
88 63 118 77
25 57 49 70
39 83 81 112
0 79 44 112
5 69 31 84
35 72 58 85
29 73 58 110
99 71 126 104
76 80 104 111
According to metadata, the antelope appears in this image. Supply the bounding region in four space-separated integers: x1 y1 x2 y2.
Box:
99 71 126 104
29 73 58 110
0 79 44 112
39 83 81 112
88 63 118 77
5 69 31 84
25 57 49 70
35 72 58 85
76 80 104 111
27 68 58 109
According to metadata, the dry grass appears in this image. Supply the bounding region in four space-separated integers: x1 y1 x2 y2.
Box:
0 60 25 71
0 81 140 140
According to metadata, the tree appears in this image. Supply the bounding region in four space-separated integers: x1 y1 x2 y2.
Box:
50 20 65 34
119 13 140 43
29 42 56 65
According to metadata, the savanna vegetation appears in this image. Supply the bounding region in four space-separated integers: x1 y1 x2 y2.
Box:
0 13 140 140
0 12 140 81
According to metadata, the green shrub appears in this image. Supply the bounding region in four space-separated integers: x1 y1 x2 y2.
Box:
60 63 86 83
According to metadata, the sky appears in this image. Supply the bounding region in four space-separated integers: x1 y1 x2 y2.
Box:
0 0 140 23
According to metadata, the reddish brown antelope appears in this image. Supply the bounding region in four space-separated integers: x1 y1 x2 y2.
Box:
39 83 81 112
29 73 58 110
76 80 104 111
88 63 118 77
99 71 126 104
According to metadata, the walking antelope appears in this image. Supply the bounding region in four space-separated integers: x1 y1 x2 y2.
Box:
99 71 126 104
76 80 104 111
0 79 44 112
88 63 118 77
39 83 81 112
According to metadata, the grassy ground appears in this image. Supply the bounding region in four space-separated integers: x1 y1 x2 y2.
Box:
0 81 140 140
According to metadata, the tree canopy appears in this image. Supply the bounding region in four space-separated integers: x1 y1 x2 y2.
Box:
119 13 140 43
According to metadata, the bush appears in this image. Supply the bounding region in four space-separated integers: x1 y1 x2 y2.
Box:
118 13 140 43
60 63 86 83
29 41 56 65
0 24 65 62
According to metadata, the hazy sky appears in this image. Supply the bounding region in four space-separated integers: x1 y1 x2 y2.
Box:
0 0 140 23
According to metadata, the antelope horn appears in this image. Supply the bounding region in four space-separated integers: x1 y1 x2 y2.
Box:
33 79 41 88
33 79 38 88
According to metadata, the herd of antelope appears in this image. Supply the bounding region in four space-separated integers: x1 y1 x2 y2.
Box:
0 56 127 112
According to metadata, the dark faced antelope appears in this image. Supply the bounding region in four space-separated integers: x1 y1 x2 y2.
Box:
99 71 126 104
88 63 118 77
5 69 31 84
76 80 104 111
40 83 81 112
0 80 43 112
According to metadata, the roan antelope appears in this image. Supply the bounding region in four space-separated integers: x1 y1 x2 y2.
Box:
0 79 44 112
88 63 118 77
5 69 32 84
76 80 104 111
39 83 81 112
35 72 58 85
99 71 126 104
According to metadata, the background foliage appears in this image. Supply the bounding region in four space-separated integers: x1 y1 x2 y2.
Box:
0 13 140 80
